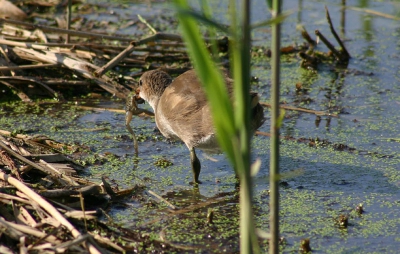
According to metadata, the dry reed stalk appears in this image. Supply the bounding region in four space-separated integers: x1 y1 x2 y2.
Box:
0 172 102 253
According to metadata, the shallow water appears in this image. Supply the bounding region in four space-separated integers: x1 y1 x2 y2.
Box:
2 0 400 252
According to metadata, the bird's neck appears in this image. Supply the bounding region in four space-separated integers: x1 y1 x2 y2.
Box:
147 96 160 113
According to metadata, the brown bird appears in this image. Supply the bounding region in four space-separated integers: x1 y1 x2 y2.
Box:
137 69 264 184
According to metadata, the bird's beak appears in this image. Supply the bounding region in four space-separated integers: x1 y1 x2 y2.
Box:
135 87 145 104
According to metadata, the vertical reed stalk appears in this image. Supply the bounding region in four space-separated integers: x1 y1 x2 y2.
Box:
232 1 259 253
269 0 281 253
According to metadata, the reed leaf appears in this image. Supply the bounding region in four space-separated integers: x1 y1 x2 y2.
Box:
174 0 236 162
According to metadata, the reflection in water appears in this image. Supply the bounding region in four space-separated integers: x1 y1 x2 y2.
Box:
297 0 303 23
340 0 346 37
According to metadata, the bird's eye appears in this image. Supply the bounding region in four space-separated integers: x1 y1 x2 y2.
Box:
139 79 142 86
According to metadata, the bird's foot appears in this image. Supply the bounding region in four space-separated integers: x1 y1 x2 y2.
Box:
189 180 202 185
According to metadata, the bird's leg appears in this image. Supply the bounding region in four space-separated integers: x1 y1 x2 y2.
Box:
125 94 139 156
190 148 202 184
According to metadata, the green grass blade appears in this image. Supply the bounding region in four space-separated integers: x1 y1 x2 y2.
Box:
174 0 236 162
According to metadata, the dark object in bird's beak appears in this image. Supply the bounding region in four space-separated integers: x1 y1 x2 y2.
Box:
135 88 145 104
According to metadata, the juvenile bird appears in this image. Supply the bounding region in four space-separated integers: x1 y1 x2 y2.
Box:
137 69 264 184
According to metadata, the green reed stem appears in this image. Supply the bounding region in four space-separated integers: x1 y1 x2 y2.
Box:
269 0 281 253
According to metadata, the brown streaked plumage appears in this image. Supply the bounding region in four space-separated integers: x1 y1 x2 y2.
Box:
138 69 264 184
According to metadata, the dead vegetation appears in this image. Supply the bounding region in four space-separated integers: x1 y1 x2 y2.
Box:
0 17 195 102
0 129 188 253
